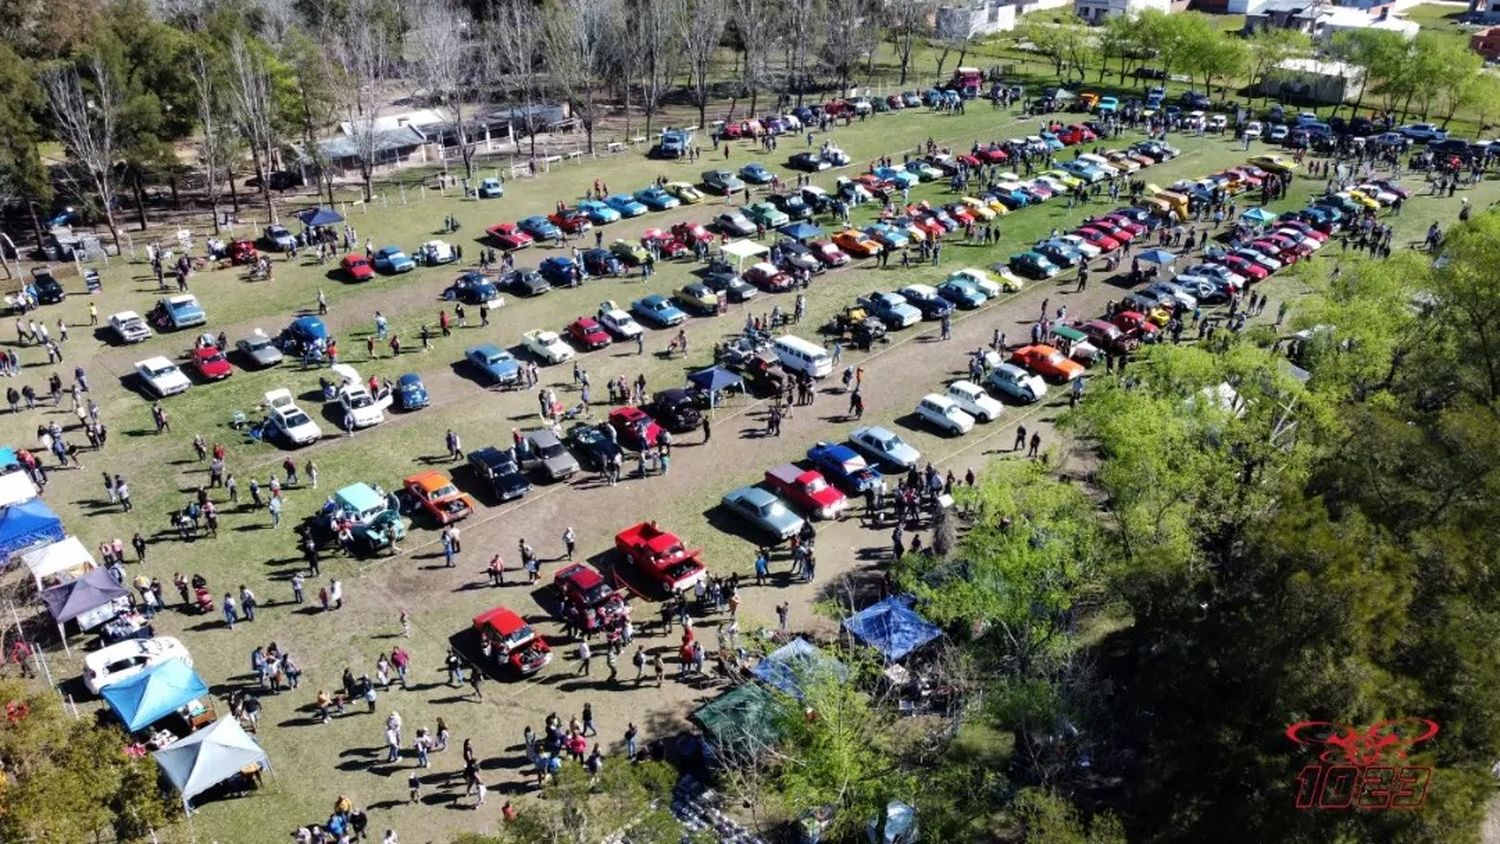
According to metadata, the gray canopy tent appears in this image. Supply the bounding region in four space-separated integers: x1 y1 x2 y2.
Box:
39 566 129 654
153 717 272 813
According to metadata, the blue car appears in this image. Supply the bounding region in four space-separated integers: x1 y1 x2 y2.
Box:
873 166 919 189
465 344 521 386
444 272 499 303
936 278 986 309
581 248 624 277
149 294 207 331
372 246 416 273
477 178 505 198
394 373 429 409
631 294 686 327
539 256 582 287
605 194 647 218
739 163 774 185
806 441 882 495
518 215 562 240
1034 238 1084 268
897 284 954 319
856 291 921 329
987 187 1031 211
278 315 328 355
634 186 680 211
577 200 621 224
863 224 909 250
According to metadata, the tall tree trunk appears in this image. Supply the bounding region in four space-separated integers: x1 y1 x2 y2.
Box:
27 198 45 253
228 169 239 216
169 172 180 210
132 168 148 231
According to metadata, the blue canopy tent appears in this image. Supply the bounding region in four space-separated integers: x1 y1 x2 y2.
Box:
154 718 272 813
842 596 941 662
750 637 847 699
102 658 211 732
779 222 824 242
296 207 344 228
1241 207 1276 225
0 498 65 559
1136 248 1177 266
687 366 743 409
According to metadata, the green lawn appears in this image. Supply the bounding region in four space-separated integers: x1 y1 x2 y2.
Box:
10 96 1496 842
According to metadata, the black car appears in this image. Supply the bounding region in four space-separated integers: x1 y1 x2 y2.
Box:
444 272 500 304
581 248 624 277
703 267 757 303
766 193 812 221
1179 91 1211 110
738 352 787 396
775 239 824 274
565 423 621 471
788 152 830 173
467 447 531 502
504 268 550 297
900 287 954 320
647 388 702 432
30 269 65 305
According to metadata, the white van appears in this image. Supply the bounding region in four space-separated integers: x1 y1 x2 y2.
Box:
916 393 975 435
772 335 833 378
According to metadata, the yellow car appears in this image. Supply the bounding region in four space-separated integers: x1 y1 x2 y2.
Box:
1145 306 1172 328
1247 155 1296 176
1344 189 1381 210
674 282 718 314
1105 152 1141 173
1041 170 1083 190
664 182 705 204
960 197 997 220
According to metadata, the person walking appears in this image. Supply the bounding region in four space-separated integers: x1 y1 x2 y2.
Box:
562 526 576 561
576 640 592 676
1028 431 1042 458
1013 424 1027 452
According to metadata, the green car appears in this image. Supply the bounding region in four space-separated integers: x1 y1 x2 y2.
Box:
743 202 789 229
610 239 651 266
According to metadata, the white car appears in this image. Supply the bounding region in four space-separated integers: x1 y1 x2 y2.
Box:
330 364 385 429
945 380 1003 422
134 356 191 397
986 363 1048 404
916 394 975 435
1243 121 1263 141
265 388 323 445
523 329 575 364
420 240 456 265
1354 184 1399 206
596 302 643 339
945 269 1005 298
109 311 152 344
1058 235 1102 259
84 636 191 695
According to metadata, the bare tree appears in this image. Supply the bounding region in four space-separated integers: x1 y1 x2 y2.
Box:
335 0 392 202
190 48 233 234
547 0 616 155
887 0 932 86
822 0 875 96
631 0 680 137
676 0 726 131
731 0 775 116
42 56 124 253
489 0 546 159
780 0 824 106
412 0 483 181
226 34 281 222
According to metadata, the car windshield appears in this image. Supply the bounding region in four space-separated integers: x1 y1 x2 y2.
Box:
538 441 565 458
203 352 225 363
348 393 373 409
400 383 422 395
486 354 507 365
805 477 829 494
583 583 613 605
430 483 458 499
245 336 268 350
149 364 175 377
879 437 900 451
285 411 311 427
500 624 534 649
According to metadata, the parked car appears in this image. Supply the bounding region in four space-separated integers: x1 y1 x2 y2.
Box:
614 522 707 594
147 294 207 331
722 486 805 540
191 345 233 381
944 380 1003 421
565 316 612 350
647 388 703 432
504 268 550 297
402 471 475 525
522 329 575 365
486 223 534 251
857 291 920 329
445 272 500 303
986 362 1047 403
897 284 955 319
1009 251 1060 280
714 211 757 237
467 446 530 501
744 262 792 292
477 177 505 198
109 311 152 344
806 441 882 494
849 425 921 469
518 215 563 240
739 163 775 184
521 429 580 481
472 606 552 675
631 294 686 327
265 388 322 445
262 224 295 251
605 194 648 217
135 356 191 397
372 246 416 273
674 282 719 315
634 186 680 211
915 393 975 435
552 564 629 633
608 406 663 450
84 637 192 695
596 302 644 339
465 344 522 387
566 423 622 471
702 169 746 194
763 464 848 519
391 373 429 410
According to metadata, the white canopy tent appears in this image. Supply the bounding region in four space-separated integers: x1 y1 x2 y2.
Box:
22 535 97 590
0 471 38 509
720 239 769 271
153 718 273 813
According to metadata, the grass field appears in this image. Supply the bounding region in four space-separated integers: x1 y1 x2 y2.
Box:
8 95 1495 842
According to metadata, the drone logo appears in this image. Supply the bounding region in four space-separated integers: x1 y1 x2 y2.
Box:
1285 718 1438 810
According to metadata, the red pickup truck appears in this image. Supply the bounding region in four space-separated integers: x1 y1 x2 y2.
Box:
614 521 707 595
472 606 552 676
764 464 848 520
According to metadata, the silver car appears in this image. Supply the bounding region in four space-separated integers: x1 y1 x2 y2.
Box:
722 486 805 540
522 429 580 481
236 329 284 368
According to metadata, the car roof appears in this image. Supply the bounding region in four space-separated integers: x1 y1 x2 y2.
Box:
136 355 175 369
473 606 525 633
556 563 604 589
730 485 776 505
404 471 453 490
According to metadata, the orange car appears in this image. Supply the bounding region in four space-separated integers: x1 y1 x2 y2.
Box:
403 471 476 525
1010 344 1085 382
833 229 882 258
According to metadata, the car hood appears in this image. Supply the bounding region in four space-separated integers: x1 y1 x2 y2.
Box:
540 454 579 476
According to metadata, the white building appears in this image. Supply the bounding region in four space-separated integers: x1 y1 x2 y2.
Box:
1074 0 1171 23
936 1 1018 38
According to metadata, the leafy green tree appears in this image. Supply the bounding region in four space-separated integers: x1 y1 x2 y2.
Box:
1244 27 1311 103
0 41 51 256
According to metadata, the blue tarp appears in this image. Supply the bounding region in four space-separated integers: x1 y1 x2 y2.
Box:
842 596 941 661
0 498 65 559
296 207 344 227
750 637 846 699
0 447 18 471
102 658 210 732
779 222 824 242
687 366 743 394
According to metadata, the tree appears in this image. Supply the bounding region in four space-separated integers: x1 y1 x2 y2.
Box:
886 0 932 87
190 46 233 234
411 0 484 179
1006 789 1126 843
1098 14 1146 84
1325 29 1405 119
730 0 776 116
822 0 875 94
490 0 547 158
780 0 824 106
0 42 51 256
333 0 394 202
1014 13 1091 81
42 54 125 253
1244 27 1310 103
676 0 726 131
547 0 614 155
1428 40 1482 127
226 33 282 220
0 679 175 840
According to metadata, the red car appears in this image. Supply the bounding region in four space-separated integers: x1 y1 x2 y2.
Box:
1276 219 1328 243
810 240 850 267
565 316 612 350
641 228 689 259
608 406 663 450
1251 237 1302 263
228 240 259 265
1087 220 1136 243
720 121 745 140
977 145 1009 163
553 563 630 634
1058 124 1096 146
614 521 707 594
192 346 233 380
341 255 375 282
956 153 983 169
823 99 854 118
473 607 552 676
1073 227 1121 252
946 204 977 225
764 464 848 520
1112 310 1161 342
486 223 534 251
903 216 946 239
671 221 713 245
744 262 793 292
1099 215 1146 238
1211 253 1269 281
1010 344 1085 382
548 209 593 235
